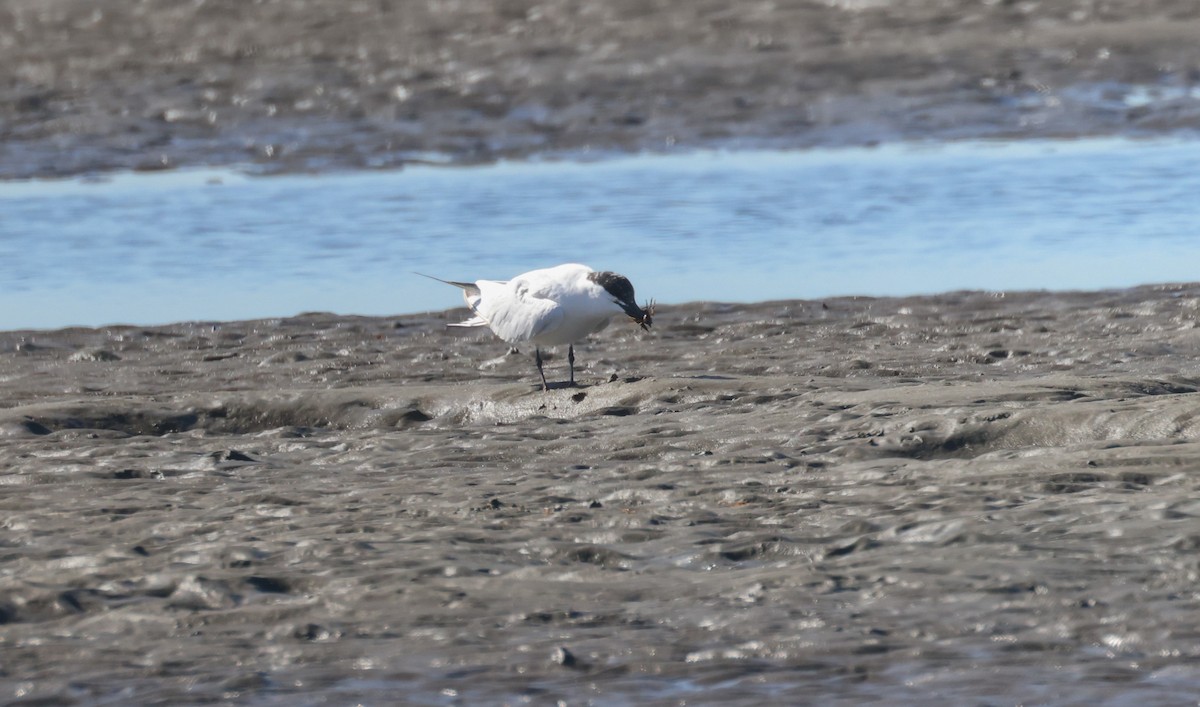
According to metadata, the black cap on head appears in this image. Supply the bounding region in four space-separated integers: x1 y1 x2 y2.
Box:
588 270 650 325
589 271 636 304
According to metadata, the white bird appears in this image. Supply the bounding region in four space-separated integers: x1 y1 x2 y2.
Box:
421 263 654 390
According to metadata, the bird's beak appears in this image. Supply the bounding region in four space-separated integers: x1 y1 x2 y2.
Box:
621 300 653 331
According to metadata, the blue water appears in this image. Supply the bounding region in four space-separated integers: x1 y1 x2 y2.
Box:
1 137 1197 331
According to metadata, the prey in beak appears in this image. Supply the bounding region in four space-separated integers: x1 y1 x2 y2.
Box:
627 299 655 331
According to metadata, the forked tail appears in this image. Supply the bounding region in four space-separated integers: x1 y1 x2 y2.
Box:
414 272 480 297
415 272 488 328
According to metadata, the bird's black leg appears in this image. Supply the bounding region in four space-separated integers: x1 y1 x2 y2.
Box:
568 345 576 386
535 347 549 391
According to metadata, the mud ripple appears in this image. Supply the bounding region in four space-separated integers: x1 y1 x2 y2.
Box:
4 286 1200 702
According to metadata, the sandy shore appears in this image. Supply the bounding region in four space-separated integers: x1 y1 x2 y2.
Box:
5 0 1200 177
3 285 1200 702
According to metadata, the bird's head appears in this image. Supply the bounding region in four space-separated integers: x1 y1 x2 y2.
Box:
589 271 654 330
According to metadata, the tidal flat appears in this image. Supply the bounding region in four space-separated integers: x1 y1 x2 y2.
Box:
3 285 1200 703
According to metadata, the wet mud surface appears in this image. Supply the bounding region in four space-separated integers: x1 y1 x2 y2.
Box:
6 0 1200 177
4 285 1200 702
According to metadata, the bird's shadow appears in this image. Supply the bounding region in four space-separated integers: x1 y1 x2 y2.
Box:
535 375 643 392
539 381 590 391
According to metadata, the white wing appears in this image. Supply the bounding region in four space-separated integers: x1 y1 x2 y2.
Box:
446 315 489 328
439 264 610 344
470 278 564 344
447 281 490 328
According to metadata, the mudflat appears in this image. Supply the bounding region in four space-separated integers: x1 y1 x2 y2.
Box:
3 285 1200 702
5 0 1200 177
5 0 1200 703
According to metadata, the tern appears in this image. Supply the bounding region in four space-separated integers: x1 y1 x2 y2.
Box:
422 263 653 390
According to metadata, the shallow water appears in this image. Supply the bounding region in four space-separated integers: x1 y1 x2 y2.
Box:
1 137 1199 330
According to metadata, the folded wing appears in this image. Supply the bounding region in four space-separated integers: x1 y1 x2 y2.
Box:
466 278 563 344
